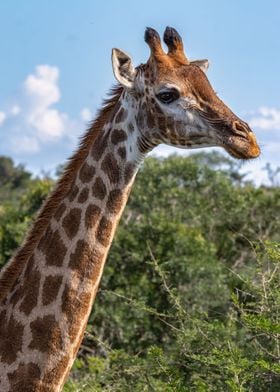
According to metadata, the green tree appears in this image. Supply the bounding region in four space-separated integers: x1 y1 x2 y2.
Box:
0 178 53 266
0 156 31 188
0 152 279 391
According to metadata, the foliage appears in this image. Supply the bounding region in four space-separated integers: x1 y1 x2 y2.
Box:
0 152 279 391
0 157 53 265
65 242 280 392
0 156 32 204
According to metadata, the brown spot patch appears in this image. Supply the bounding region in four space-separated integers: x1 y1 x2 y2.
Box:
111 129 127 145
19 268 40 315
42 275 63 306
39 229 67 267
62 208 81 239
136 112 144 129
61 284 91 340
8 362 41 392
69 240 104 280
29 315 63 353
101 153 120 184
166 115 175 129
9 282 25 307
155 102 164 115
92 176 106 200
9 257 35 307
54 202 67 221
147 109 155 128
67 184 79 202
69 240 90 275
96 217 113 246
43 354 70 388
128 122 134 133
124 162 136 184
142 102 147 112
91 134 107 161
157 115 166 131
79 162 95 183
107 189 124 214
0 309 6 321
23 255 35 279
115 107 127 123
77 187 89 203
0 314 24 365
38 226 52 252
85 204 101 229
118 146 127 160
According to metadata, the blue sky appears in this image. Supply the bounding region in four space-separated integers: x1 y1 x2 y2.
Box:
0 0 279 183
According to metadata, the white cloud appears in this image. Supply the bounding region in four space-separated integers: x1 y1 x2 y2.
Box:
249 106 280 130
0 111 6 126
244 106 280 183
80 107 92 122
24 65 60 106
10 105 21 116
0 64 83 155
28 108 67 141
24 65 67 141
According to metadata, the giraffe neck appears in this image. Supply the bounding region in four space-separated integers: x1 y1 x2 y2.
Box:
0 91 149 391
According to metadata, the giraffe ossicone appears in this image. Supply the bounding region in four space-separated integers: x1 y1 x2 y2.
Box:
0 26 260 391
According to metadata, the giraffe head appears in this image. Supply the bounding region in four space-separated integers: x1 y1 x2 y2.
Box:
112 26 260 159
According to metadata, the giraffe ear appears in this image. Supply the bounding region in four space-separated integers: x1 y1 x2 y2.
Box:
112 48 136 88
190 59 209 73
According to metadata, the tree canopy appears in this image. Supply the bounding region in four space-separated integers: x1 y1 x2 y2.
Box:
0 152 279 391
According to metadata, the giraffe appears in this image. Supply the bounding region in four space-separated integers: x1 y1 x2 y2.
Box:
0 27 260 391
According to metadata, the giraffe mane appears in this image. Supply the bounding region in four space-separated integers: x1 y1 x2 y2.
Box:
0 84 124 303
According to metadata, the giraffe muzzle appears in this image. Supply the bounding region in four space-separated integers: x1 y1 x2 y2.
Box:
224 130 260 159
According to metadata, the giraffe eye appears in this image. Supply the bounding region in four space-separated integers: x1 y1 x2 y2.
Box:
156 89 180 104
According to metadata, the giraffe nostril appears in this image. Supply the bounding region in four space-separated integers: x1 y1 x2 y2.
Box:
232 121 251 136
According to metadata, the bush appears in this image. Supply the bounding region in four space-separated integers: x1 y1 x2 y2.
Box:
65 242 280 391
0 152 279 391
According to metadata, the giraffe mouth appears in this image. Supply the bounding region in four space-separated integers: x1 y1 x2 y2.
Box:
223 134 261 160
